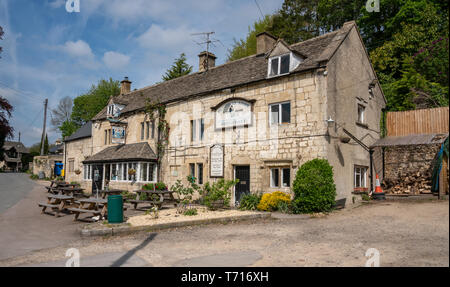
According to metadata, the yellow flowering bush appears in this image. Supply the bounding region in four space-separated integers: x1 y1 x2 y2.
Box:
257 191 291 211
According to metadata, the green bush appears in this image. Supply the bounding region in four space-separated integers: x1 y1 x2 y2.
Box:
29 174 39 180
277 200 292 214
292 159 336 214
239 193 262 211
201 179 239 210
142 182 167 191
183 208 198 216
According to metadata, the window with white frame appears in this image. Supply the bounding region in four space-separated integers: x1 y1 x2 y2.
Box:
270 102 291 125
357 104 365 124
191 118 204 142
354 166 367 188
107 104 115 117
268 54 290 77
101 162 157 183
83 164 92 180
270 167 291 188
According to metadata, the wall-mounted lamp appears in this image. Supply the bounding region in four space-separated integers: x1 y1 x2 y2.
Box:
326 116 335 127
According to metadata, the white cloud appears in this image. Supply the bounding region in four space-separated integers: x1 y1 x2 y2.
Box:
136 24 197 51
47 0 65 9
61 40 94 58
103 51 130 70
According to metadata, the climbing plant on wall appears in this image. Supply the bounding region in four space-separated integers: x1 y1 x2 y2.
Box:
144 96 170 180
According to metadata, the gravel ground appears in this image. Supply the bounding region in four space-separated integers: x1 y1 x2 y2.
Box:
127 207 261 226
1 199 448 267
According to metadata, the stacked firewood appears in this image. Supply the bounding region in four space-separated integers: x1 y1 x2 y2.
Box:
383 171 432 195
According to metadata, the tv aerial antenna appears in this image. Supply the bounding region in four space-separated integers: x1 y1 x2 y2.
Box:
191 31 225 71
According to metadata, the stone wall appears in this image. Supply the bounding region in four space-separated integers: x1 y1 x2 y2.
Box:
161 71 329 204
383 144 441 194
32 155 63 178
64 137 93 192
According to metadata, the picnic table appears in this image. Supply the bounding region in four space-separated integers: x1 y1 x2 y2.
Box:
68 198 108 221
68 197 128 221
128 190 178 210
58 187 85 197
38 194 74 217
97 189 124 199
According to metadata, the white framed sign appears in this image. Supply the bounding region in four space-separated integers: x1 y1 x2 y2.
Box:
112 126 125 144
210 144 224 178
214 99 253 129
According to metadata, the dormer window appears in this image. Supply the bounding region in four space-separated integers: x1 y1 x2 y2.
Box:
107 104 115 117
269 53 290 77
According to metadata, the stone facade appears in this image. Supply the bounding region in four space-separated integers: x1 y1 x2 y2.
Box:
64 137 93 191
68 22 386 206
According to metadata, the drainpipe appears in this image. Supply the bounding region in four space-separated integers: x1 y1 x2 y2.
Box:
369 149 374 195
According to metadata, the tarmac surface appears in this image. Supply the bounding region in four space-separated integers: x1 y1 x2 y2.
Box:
0 173 448 267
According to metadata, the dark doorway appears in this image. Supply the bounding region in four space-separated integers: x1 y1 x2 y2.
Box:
235 165 250 204
92 165 103 193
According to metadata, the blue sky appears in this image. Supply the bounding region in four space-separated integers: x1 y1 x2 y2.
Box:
0 0 283 147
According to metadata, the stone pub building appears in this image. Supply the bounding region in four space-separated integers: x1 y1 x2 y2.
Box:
64 22 385 206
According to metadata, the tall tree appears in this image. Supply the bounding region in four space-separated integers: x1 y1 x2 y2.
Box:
51 96 78 137
271 0 321 44
0 97 14 161
0 27 13 161
71 78 120 125
162 53 193 81
0 26 4 58
227 15 276 62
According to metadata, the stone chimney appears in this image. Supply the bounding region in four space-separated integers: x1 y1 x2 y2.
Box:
256 32 277 55
120 76 132 95
198 51 217 72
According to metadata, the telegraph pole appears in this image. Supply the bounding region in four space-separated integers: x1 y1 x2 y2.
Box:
40 99 48 156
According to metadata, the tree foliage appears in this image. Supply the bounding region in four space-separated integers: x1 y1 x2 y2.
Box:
71 78 120 126
0 25 4 58
227 0 449 111
162 53 193 81
227 15 276 62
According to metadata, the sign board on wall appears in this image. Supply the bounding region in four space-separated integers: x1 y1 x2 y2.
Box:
210 144 224 178
215 99 253 129
112 126 125 144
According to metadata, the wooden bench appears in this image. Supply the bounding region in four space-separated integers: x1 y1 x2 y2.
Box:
128 199 162 210
38 194 74 217
67 207 102 221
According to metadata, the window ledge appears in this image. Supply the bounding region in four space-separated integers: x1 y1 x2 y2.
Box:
352 188 368 194
356 122 369 129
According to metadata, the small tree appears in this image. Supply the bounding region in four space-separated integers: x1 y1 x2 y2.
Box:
292 158 336 213
162 53 193 81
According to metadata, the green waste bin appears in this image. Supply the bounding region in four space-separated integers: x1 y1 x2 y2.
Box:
108 195 123 224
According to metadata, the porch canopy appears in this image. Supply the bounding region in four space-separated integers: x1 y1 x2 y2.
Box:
370 133 448 148
83 142 157 164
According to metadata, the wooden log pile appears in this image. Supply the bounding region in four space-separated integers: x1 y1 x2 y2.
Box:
383 171 432 195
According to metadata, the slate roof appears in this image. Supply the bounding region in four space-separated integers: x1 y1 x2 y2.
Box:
64 121 92 142
371 133 449 147
92 22 355 121
83 142 157 164
3 141 29 153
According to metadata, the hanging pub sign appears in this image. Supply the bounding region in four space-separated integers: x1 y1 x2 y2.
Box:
213 98 254 129
112 126 125 144
210 144 224 178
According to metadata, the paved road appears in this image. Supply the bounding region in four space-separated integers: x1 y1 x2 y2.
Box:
0 173 35 213
0 175 82 260
1 200 448 267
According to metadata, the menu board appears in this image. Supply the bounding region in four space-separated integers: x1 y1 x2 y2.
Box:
210 144 224 177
